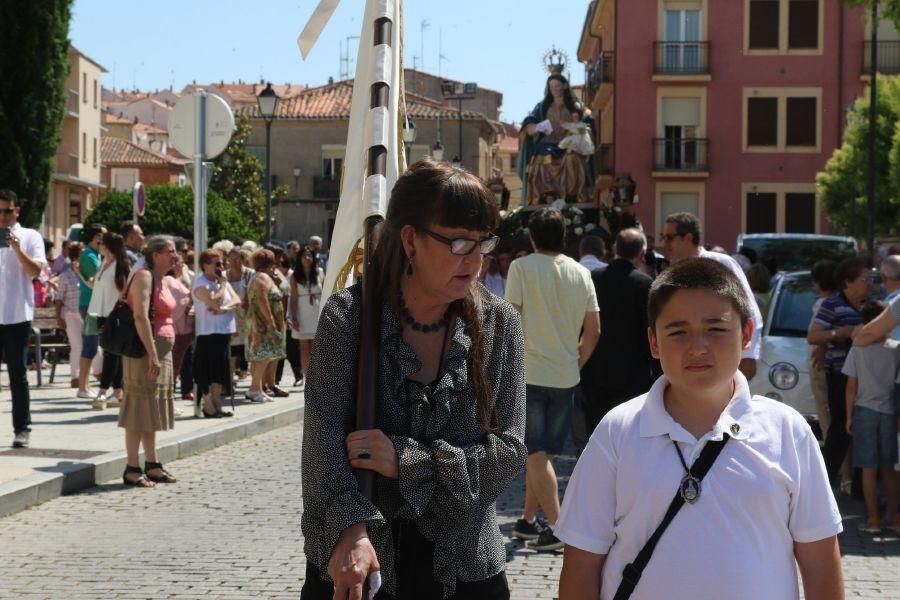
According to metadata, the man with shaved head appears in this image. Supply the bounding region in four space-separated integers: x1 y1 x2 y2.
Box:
580 228 661 436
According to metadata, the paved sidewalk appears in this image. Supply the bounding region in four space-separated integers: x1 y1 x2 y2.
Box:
0 362 302 516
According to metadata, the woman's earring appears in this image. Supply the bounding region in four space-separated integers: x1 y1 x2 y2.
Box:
406 250 416 278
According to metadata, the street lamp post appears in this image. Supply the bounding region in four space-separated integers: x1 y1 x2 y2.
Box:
257 82 280 243
441 81 477 169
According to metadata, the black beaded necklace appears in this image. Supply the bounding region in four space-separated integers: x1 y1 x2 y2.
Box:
398 293 450 333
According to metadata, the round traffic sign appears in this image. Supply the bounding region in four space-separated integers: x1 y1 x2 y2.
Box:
168 93 235 159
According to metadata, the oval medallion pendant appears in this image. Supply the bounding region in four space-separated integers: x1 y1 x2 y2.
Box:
680 474 701 504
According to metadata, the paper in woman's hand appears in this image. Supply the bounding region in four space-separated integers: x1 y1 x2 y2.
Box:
535 120 553 135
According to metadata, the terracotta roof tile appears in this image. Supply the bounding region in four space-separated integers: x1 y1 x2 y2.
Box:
101 137 177 167
234 80 487 121
104 111 133 125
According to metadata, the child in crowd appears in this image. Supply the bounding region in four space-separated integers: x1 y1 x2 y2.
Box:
843 300 900 535
556 258 843 600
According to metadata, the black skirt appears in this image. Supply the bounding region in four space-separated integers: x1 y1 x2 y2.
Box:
301 519 509 600
192 333 233 397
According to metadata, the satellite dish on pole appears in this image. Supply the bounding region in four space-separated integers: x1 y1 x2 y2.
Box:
168 93 235 159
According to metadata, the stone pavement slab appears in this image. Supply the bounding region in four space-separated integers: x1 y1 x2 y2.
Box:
0 362 302 517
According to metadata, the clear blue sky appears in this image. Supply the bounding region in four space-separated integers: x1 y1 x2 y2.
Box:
70 0 586 124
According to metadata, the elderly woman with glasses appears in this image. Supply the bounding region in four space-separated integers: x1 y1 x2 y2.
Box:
301 159 526 599
192 249 240 417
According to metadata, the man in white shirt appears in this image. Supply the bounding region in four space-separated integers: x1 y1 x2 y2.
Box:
0 189 47 448
661 212 762 380
578 236 608 272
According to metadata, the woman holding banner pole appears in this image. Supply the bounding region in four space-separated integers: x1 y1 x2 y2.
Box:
301 160 526 599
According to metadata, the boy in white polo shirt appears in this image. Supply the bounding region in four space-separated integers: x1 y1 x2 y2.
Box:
556 258 844 600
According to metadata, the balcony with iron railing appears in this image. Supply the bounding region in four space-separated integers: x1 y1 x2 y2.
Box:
66 90 79 118
55 153 79 177
863 41 900 75
586 52 615 108
654 42 710 78
313 176 340 199
652 138 709 175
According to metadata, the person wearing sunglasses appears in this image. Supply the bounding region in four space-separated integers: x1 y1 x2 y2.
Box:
192 249 240 417
301 159 526 599
0 189 47 449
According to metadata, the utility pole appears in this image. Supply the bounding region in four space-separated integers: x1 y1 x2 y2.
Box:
866 1 877 259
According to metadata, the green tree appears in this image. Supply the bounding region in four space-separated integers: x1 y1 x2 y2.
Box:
839 0 900 30
84 184 261 242
818 74 900 237
0 0 73 227
210 114 287 234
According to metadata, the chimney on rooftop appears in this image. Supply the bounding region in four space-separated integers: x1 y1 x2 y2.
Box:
328 76 334 85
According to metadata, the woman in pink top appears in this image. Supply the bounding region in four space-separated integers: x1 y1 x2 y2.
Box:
119 235 179 488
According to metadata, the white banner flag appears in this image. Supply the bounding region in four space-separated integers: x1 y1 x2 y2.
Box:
321 0 403 306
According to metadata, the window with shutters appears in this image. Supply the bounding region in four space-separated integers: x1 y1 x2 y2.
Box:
745 0 822 54
744 88 820 152
786 97 817 147
747 98 778 147
748 0 779 49
741 184 818 232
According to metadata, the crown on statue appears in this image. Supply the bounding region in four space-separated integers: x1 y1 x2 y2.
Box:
543 47 569 76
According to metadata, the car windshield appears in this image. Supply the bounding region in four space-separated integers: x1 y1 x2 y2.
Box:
740 238 856 272
769 274 818 338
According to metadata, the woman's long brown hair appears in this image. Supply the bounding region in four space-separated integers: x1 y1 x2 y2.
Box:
371 159 500 431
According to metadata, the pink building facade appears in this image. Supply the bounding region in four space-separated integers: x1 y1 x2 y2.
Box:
578 0 879 249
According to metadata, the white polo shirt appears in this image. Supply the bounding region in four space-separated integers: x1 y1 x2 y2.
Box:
0 223 47 324
555 373 842 600
697 248 763 360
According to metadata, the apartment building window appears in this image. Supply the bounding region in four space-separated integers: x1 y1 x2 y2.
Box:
785 192 816 232
746 192 777 233
747 97 778 146
92 137 97 167
323 157 343 181
82 73 87 103
93 80 98 108
788 0 819 49
69 195 82 226
663 6 703 72
744 88 820 152
742 184 817 233
746 0 822 54
661 192 700 220
82 132 87 163
786 97 816 146
748 0 779 49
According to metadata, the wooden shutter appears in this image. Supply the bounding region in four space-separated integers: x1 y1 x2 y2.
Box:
746 192 777 233
747 97 778 146
785 193 816 232
786 97 817 146
749 0 780 49
788 0 819 49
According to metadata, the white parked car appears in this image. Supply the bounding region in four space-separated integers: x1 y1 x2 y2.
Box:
748 271 821 435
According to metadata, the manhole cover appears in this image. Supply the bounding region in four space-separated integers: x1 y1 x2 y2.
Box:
0 448 107 460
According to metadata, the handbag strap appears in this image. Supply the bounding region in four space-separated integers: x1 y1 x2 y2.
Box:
613 434 730 600
121 268 155 321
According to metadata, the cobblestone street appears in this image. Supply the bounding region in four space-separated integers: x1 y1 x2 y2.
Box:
0 424 897 598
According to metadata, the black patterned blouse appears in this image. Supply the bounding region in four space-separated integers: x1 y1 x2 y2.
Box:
301 282 526 598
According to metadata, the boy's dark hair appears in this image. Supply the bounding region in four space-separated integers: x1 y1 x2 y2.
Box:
648 258 753 332
528 207 565 252
0 189 17 205
664 212 701 246
119 220 138 238
834 257 868 290
860 300 886 325
810 259 837 293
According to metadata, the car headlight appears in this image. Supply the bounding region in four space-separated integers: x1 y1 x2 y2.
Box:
769 362 799 390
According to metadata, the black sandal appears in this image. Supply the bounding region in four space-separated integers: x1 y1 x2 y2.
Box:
123 465 154 487
144 461 177 483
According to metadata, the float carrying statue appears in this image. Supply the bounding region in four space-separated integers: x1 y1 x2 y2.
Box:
518 69 593 206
